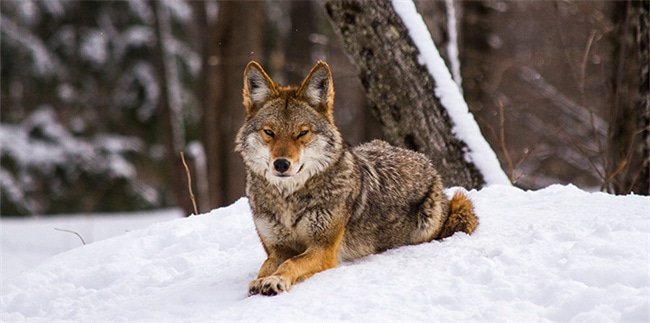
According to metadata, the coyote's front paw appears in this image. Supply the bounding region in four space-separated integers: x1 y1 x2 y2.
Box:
248 275 291 296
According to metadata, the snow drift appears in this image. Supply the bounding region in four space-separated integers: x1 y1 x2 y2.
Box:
1 185 648 321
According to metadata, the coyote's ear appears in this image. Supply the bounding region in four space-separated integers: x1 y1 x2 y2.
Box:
243 61 277 116
297 61 334 120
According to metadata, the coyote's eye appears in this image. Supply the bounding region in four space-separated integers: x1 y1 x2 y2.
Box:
263 129 275 137
297 129 309 138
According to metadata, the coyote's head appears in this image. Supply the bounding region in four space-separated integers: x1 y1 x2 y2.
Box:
235 61 343 194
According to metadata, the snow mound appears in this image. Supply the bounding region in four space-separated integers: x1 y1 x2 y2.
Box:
2 185 649 321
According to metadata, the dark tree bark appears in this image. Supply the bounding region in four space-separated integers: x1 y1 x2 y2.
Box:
607 0 649 195
323 0 486 188
205 1 265 206
285 1 317 84
150 1 194 215
193 0 223 211
641 1 650 194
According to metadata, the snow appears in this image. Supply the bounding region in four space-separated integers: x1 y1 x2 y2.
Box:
80 29 108 66
2 185 648 321
163 0 192 23
1 209 181 284
0 108 142 179
391 0 511 186
0 108 151 213
0 16 62 76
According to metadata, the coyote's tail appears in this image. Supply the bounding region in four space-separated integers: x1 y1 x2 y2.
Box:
438 191 478 239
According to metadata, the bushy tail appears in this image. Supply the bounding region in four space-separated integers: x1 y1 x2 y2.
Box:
438 191 478 239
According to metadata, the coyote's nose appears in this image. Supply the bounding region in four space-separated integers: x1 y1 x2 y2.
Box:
273 158 291 173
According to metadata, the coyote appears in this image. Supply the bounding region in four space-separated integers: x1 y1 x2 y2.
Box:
235 61 478 296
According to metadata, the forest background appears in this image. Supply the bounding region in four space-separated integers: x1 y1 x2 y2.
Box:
1 0 647 216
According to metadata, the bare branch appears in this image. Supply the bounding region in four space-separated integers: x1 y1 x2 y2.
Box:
516 66 607 137
180 151 199 215
54 228 86 245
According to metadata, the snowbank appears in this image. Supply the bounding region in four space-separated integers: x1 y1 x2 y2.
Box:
1 185 648 321
1 209 180 282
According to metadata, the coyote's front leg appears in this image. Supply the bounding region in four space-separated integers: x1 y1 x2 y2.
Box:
255 255 279 279
249 227 344 296
248 249 289 295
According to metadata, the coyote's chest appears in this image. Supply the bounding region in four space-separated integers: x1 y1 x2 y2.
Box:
253 199 316 250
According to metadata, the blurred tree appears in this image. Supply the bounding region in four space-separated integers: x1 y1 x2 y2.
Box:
190 0 217 213
605 0 649 195
0 0 201 215
285 1 316 84
150 0 194 215
203 1 265 207
460 1 605 188
459 0 648 194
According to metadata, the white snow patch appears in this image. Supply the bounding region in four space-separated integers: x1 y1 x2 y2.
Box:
0 17 61 76
391 0 510 185
127 0 153 24
1 209 181 283
1 186 648 321
81 30 108 66
163 0 192 23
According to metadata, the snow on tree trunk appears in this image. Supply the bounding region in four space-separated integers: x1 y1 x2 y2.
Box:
324 0 509 188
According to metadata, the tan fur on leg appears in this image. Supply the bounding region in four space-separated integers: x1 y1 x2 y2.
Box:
253 227 344 296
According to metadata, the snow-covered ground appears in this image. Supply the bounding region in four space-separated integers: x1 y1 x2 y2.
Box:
1 185 648 321
1 209 181 283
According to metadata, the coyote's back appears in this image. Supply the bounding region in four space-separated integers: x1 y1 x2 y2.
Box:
235 61 478 296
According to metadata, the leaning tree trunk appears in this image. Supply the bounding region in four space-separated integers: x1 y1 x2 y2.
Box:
323 0 486 188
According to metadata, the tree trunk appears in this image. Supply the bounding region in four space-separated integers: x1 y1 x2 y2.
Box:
641 1 650 195
285 1 317 84
323 0 485 188
150 1 194 215
193 0 223 211
205 1 265 206
607 0 649 195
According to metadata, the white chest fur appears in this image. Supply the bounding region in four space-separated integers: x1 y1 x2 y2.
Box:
253 208 312 249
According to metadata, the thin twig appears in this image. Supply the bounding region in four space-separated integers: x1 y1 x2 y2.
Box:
54 228 86 245
578 29 597 102
180 151 199 215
